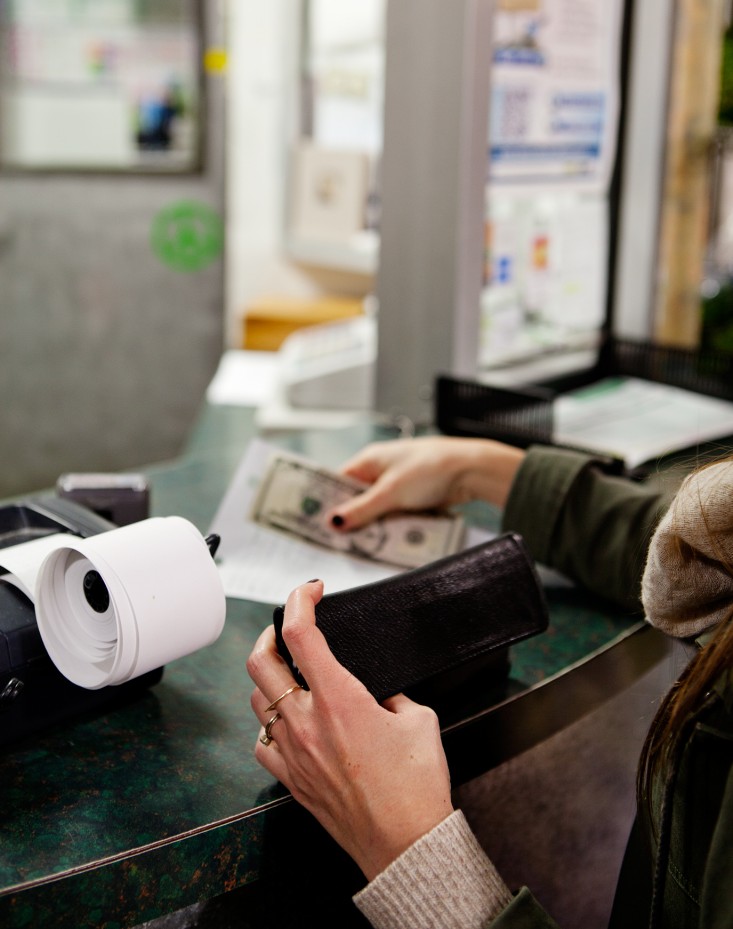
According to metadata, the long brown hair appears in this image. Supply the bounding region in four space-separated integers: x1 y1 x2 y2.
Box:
636 456 733 813
637 610 733 813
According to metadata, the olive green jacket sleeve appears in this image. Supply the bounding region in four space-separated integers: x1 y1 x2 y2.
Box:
502 446 674 613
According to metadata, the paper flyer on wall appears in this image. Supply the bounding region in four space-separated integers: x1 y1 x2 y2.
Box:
489 0 622 192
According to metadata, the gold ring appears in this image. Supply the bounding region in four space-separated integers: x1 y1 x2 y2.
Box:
259 712 282 746
265 683 303 712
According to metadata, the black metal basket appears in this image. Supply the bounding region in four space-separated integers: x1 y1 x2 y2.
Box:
435 336 733 467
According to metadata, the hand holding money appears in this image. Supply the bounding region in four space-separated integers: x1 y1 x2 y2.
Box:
250 451 465 569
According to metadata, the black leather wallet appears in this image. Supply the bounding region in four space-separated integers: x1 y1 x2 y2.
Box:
273 533 549 719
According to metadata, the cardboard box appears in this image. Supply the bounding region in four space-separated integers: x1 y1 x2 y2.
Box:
242 295 364 351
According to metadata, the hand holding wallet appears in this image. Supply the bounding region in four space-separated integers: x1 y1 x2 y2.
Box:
273 533 549 718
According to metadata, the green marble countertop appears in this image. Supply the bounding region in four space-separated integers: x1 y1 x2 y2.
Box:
0 405 655 928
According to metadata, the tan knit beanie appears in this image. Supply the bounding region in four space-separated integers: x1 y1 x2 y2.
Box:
642 460 733 638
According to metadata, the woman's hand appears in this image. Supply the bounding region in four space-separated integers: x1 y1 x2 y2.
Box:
247 580 453 881
329 436 526 531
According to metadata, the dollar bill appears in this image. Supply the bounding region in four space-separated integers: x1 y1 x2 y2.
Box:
250 451 465 569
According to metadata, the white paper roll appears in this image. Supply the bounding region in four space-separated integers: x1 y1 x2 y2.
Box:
35 517 226 689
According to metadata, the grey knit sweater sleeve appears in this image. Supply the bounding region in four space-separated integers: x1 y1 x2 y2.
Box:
353 811 512 929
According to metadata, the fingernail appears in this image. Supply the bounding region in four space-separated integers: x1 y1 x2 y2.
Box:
307 578 321 584
331 514 345 528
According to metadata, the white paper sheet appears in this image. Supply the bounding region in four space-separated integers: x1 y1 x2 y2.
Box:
0 534 71 600
206 350 280 407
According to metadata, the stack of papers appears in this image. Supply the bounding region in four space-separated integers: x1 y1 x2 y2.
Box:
553 377 733 468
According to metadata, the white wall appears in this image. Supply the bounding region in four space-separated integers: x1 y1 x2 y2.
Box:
224 1 309 347
224 0 376 349
611 0 675 340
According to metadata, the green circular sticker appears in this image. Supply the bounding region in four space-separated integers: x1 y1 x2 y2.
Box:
151 200 223 272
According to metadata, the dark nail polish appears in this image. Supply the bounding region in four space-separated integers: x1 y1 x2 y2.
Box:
331 514 345 527
307 578 321 584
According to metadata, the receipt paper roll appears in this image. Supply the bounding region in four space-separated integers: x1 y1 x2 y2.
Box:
35 517 226 690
